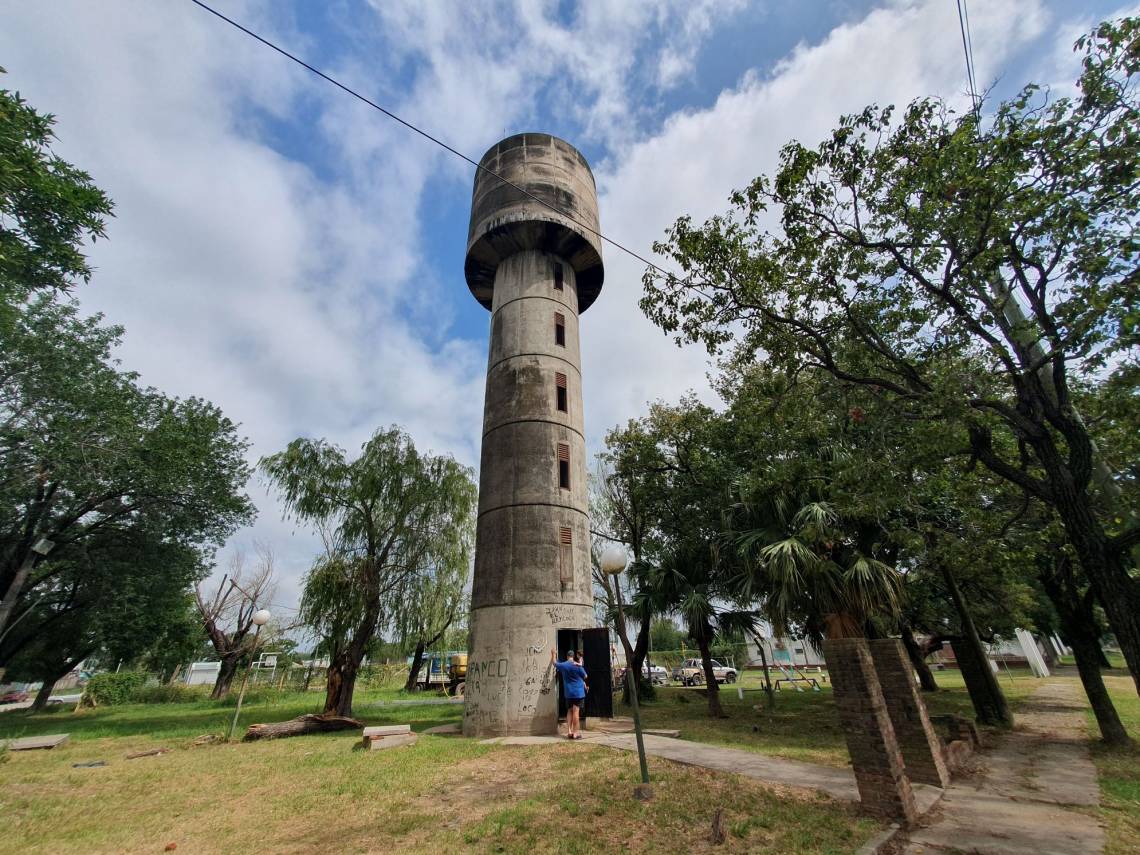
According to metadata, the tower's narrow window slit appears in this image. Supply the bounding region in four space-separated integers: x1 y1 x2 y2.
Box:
558 443 570 489
559 526 573 584
555 372 568 412
555 312 566 347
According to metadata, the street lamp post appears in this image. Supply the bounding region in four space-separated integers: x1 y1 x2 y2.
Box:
600 544 651 799
227 608 271 741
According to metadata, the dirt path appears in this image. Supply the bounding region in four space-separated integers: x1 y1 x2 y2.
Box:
901 680 1104 854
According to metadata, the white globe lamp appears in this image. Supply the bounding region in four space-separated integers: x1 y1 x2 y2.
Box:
600 544 628 576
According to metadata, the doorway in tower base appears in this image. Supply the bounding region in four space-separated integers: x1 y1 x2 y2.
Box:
556 626 613 722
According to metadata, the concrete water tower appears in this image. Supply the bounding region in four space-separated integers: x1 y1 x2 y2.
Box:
462 133 604 736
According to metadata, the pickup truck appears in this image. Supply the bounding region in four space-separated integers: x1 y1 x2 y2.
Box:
616 663 669 687
671 658 737 686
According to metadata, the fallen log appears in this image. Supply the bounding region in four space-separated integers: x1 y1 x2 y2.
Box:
242 714 365 742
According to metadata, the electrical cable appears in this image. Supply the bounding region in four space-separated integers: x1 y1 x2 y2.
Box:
187 0 679 282
956 0 980 119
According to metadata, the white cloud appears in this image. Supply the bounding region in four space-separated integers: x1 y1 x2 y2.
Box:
0 0 1074 619
583 0 1051 446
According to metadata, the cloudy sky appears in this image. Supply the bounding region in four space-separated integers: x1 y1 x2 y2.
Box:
0 0 1127 615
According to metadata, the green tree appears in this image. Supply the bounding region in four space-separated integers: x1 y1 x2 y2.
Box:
1 526 205 710
395 541 472 693
263 427 477 716
0 296 255 642
642 18 1140 690
649 617 686 652
721 362 1024 726
592 428 671 701
611 398 757 717
0 81 113 305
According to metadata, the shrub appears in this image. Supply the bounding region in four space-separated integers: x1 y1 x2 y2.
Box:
128 683 203 704
83 672 148 706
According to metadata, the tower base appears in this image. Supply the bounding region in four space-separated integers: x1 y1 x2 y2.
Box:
462 602 595 737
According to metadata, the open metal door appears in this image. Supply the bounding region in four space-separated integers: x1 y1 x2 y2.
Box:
581 627 613 720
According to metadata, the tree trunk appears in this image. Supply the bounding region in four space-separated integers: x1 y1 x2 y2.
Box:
1097 646 1112 669
0 551 39 642
242 713 363 741
940 564 1012 727
323 651 356 717
404 640 426 692
30 677 56 712
1070 628 1132 745
1039 561 1131 745
211 654 240 700
1044 469 1140 693
901 623 939 692
624 615 655 704
754 634 775 708
694 623 725 718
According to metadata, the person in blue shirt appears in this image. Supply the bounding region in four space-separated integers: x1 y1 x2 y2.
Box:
551 648 588 739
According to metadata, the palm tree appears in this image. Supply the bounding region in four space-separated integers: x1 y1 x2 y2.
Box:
733 488 904 646
648 545 758 718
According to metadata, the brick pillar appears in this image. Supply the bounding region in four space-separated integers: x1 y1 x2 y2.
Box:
869 639 951 788
823 638 917 824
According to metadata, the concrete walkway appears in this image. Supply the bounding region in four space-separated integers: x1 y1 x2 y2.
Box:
593 732 862 801
480 721 942 812
902 680 1104 855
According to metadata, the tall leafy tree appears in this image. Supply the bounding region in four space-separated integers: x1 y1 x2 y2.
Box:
721 363 1027 726
0 79 254 687
0 80 113 305
593 425 670 700
395 542 471 693
0 296 255 641
642 18 1140 689
1 525 205 709
262 427 476 716
609 398 758 717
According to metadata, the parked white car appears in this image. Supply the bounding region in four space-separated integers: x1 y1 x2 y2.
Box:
670 658 738 685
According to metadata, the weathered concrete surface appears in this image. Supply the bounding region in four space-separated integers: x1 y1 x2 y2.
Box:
363 724 411 737
422 723 462 735
465 134 603 311
464 602 592 736
464 134 603 738
901 681 1105 854
594 733 943 814
0 733 69 750
365 733 418 751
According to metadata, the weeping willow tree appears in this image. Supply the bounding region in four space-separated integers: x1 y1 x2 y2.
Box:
394 543 471 693
264 427 476 716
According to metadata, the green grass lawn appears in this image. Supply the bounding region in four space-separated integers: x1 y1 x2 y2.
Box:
0 686 880 854
2 665 1119 854
629 667 1045 767
1087 675 1140 855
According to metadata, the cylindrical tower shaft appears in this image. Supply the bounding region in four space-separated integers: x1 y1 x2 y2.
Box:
462 134 604 736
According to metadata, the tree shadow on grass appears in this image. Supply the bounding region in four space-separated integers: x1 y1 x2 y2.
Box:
0 696 463 742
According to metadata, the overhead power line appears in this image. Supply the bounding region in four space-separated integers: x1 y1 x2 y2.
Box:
187 0 676 281
956 0 980 119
